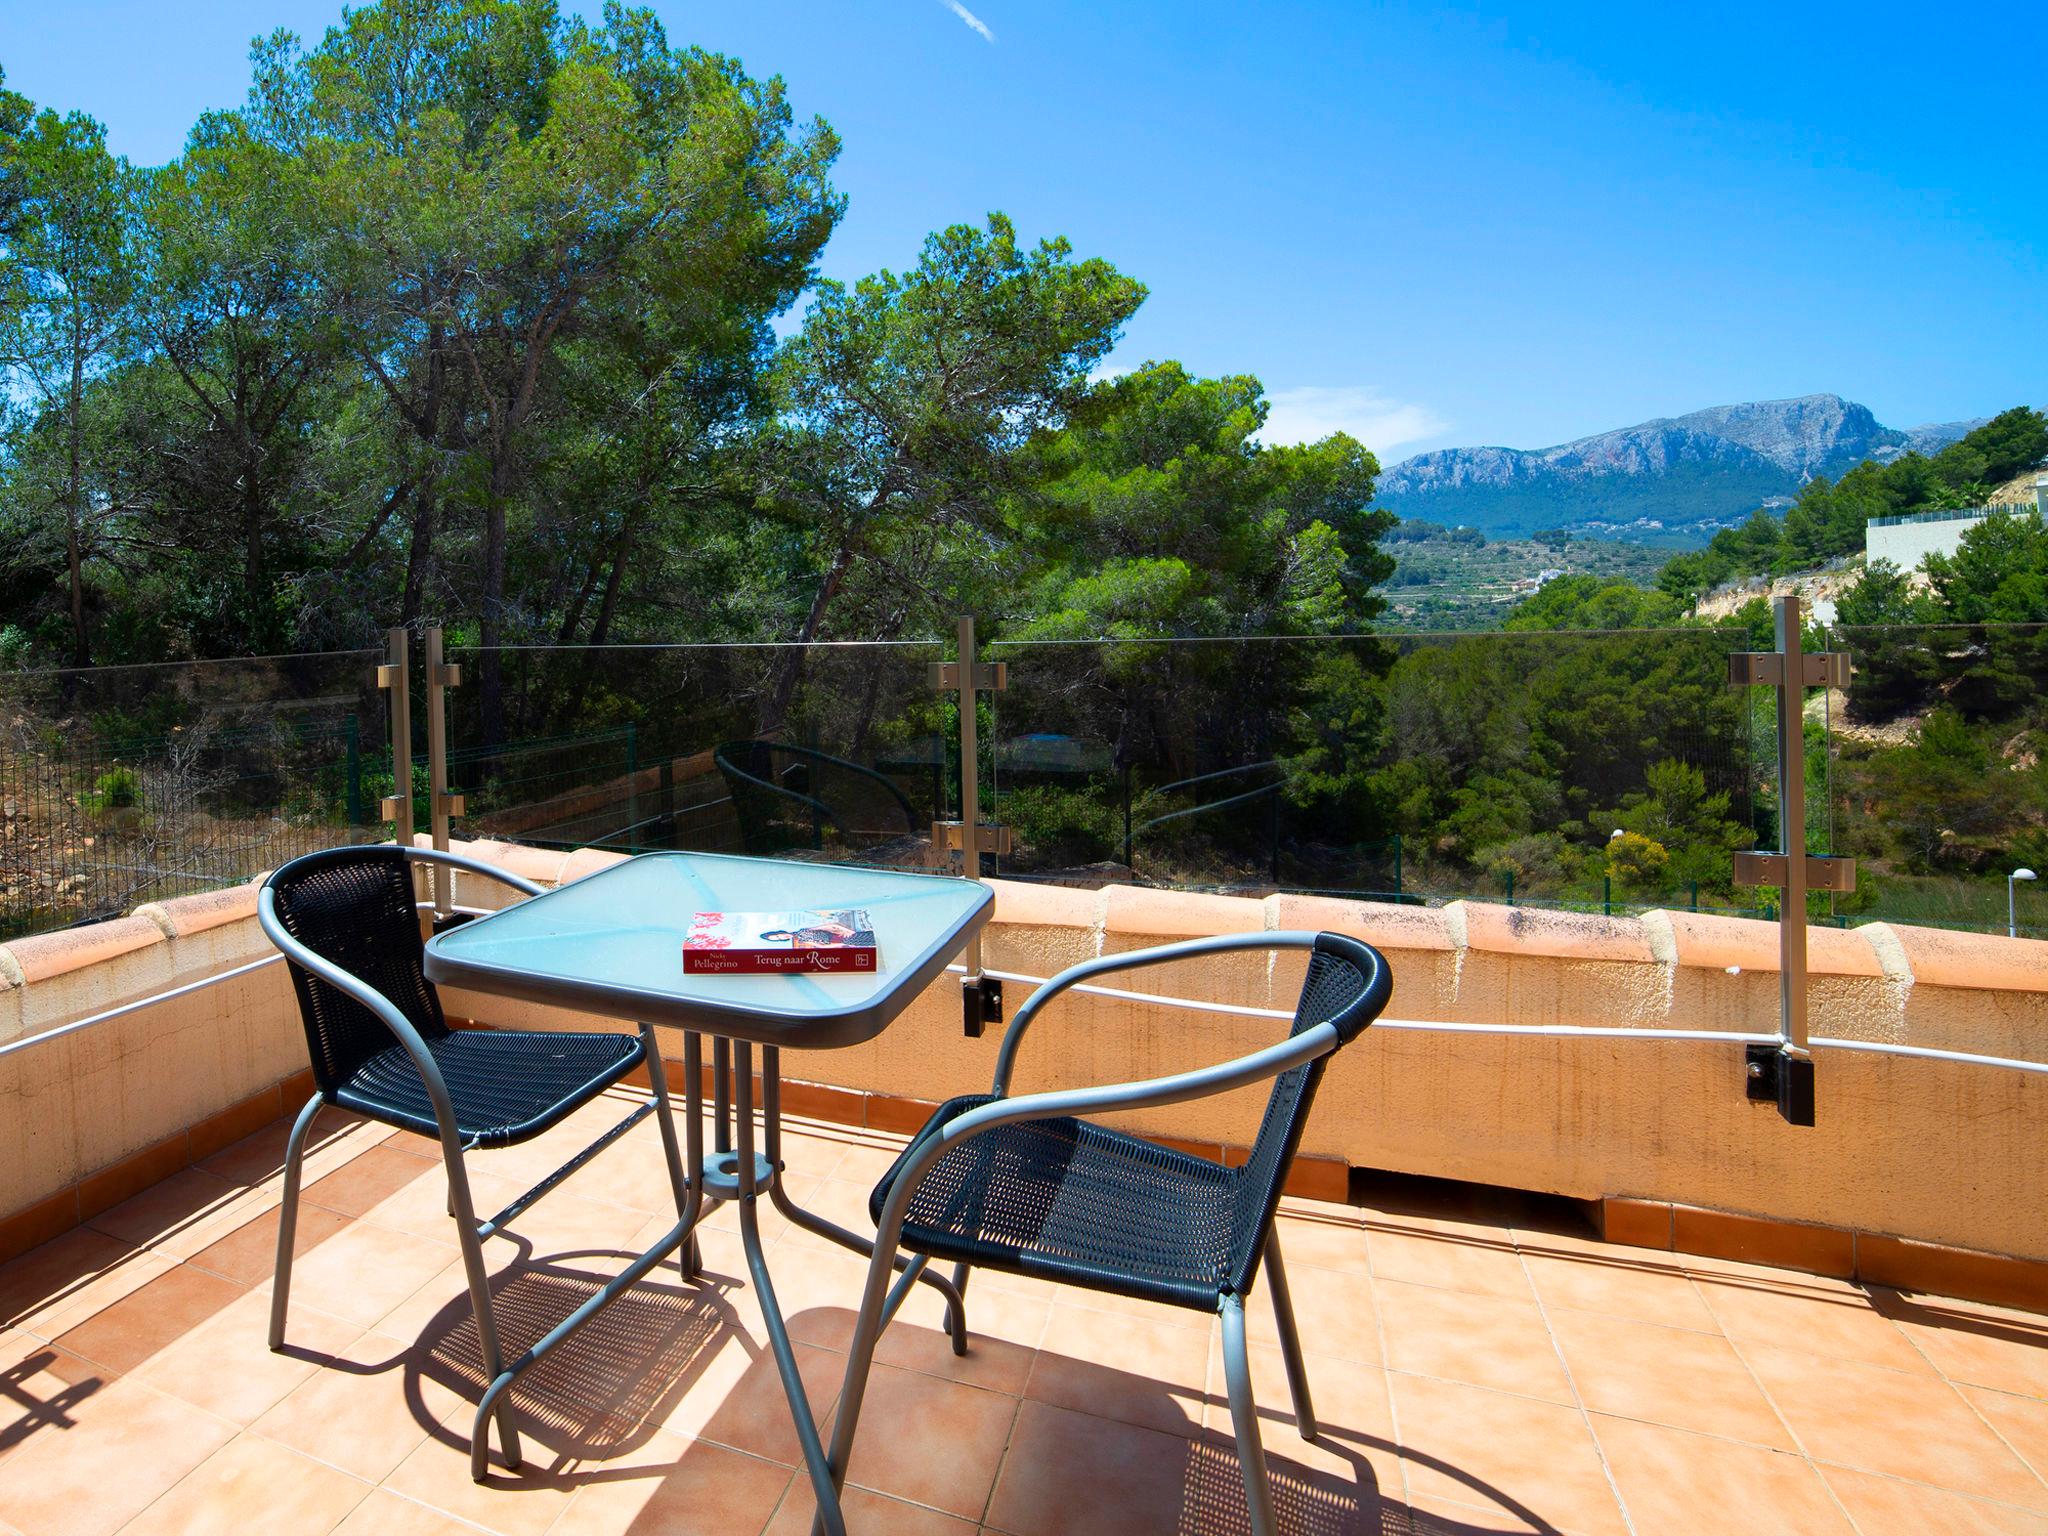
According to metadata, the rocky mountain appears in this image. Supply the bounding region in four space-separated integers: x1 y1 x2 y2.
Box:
1375 394 1981 544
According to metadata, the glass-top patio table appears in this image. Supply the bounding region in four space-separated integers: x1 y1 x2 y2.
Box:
424 851 993 1536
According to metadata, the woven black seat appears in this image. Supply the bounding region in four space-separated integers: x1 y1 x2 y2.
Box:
337 1029 643 1148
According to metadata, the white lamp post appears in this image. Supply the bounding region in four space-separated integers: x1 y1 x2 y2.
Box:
2013 869 2038 939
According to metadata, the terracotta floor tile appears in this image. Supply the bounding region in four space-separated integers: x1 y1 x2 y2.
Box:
1194 1425 1401 1536
0 1334 107 1464
250 1329 444 1483
53 1263 243 1376
1590 1413 1848 1536
1389 1374 1626 1536
0 1378 234 1536
331 1488 489 1536
1247 1258 1382 1367
822 1140 910 1186
829 1361 1017 1519
1548 1308 1792 1449
1376 1281 1574 1405
0 1228 143 1332
1818 1463 2048 1536
304 1142 441 1219
768 1476 976 1536
1367 1226 1533 1301
749 1245 878 1355
26 1250 180 1342
361 1164 522 1245
1518 1247 1718 1332
135 1286 357 1424
196 1115 361 1187
381 1429 580 1536
882 1282 1047 1395
184 1201 352 1288
548 1429 794 1536
1025 1303 1212 1437
283 1219 459 1328
985 1399 1194 1536
1201 1339 1403 1495
1697 1273 1929 1375
1267 1212 1373 1277
1967 1387 2048 1483
1741 1339 2048 1510
119 1432 373 1534
777 1178 879 1253
82 1169 242 1249
650 1330 842 1465
369 1256 477 1344
1876 1291 2048 1399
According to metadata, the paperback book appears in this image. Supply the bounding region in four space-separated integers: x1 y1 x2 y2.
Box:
683 909 878 975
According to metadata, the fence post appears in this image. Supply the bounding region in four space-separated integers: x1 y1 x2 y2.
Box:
1121 762 1133 872
377 627 415 886
423 627 463 918
344 715 362 826
1267 782 1280 885
1603 874 1612 917
1505 869 1514 907
1393 833 1403 902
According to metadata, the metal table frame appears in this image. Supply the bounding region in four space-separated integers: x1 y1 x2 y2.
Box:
423 852 991 1536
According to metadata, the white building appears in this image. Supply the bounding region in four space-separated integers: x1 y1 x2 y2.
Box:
1866 475 2047 570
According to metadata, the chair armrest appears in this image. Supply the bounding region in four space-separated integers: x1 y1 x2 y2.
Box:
258 886 468 1154
876 1020 1341 1253
991 930 1322 1095
402 846 548 899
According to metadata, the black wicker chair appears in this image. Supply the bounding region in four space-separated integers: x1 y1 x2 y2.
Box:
257 845 695 1478
819 930 1390 1536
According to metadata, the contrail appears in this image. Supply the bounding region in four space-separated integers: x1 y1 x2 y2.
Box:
940 0 995 43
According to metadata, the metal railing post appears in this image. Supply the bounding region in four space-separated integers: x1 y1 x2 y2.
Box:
929 617 1009 1035
423 627 464 918
1728 593 1855 1125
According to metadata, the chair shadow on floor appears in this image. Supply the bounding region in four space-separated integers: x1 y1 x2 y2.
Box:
340 1238 1562 1535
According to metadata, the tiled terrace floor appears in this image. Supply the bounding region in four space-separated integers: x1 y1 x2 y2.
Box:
4 1090 2048 1536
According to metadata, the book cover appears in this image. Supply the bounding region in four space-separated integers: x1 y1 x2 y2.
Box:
683 909 879 975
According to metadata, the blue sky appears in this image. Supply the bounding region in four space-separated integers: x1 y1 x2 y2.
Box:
2 0 2040 463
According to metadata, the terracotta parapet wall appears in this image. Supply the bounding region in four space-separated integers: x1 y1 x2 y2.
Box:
9 839 2048 1284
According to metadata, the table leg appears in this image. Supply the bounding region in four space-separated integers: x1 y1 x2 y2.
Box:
760 1046 967 1353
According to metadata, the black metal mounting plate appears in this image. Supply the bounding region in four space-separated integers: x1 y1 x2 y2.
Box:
1745 1043 1816 1126
962 975 1004 1038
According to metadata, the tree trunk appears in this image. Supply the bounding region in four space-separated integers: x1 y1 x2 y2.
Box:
401 480 436 627
760 537 854 736
479 457 512 748
65 337 87 668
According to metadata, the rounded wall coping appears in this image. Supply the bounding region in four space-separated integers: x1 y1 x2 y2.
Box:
135 884 262 939
1655 908 1887 979
558 846 633 885
1450 900 1656 964
1267 892 1457 953
0 914 168 986
1100 883 1267 937
1864 922 2048 995
985 877 1101 931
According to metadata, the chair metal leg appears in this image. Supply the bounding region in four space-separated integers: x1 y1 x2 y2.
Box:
443 1143 522 1480
1264 1227 1317 1438
1222 1293 1279 1536
267 1095 324 1351
816 1223 902 1536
